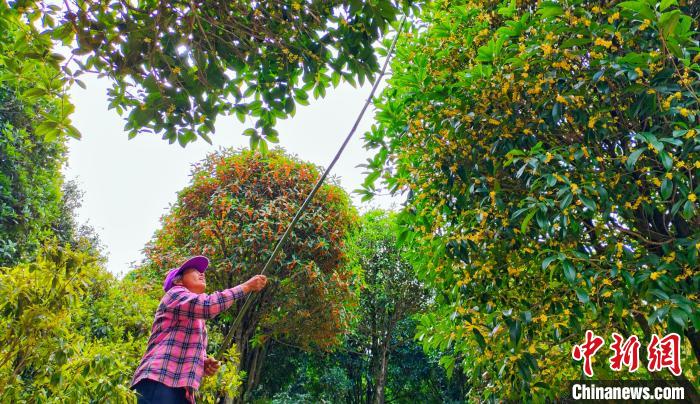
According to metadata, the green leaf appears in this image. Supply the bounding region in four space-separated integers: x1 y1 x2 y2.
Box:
537 2 564 18
542 256 558 270
563 261 576 283
560 192 573 209
64 124 82 140
670 308 687 328
520 208 537 233
659 151 673 171
497 0 517 17
660 0 678 11
575 288 589 304
579 195 596 211
625 148 646 171
617 1 655 20
552 102 561 121
249 134 260 150
508 319 522 346
22 87 48 98
681 200 694 219
473 329 487 349
659 10 681 38
661 179 673 200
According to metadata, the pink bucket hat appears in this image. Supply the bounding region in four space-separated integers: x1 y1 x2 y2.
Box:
163 256 209 292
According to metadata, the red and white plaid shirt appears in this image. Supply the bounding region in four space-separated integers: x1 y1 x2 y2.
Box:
131 285 245 392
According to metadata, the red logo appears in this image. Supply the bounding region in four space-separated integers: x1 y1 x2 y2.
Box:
573 331 683 377
572 330 605 377
647 333 682 376
609 333 640 372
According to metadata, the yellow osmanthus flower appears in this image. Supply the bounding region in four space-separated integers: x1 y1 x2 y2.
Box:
608 12 620 23
679 108 690 117
689 193 697 202
541 43 554 57
594 38 612 48
663 252 676 263
588 116 597 128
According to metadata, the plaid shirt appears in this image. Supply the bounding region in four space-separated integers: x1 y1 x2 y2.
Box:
131 285 245 391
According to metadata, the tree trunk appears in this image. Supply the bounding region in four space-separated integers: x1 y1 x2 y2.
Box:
373 343 389 404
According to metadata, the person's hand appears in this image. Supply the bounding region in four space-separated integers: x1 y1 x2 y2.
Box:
204 356 220 377
242 275 267 293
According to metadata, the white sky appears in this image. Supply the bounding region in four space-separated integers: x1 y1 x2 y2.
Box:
63 76 403 277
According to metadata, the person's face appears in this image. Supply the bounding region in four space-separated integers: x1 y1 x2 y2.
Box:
177 267 206 294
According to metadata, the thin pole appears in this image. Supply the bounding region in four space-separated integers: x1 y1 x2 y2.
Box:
218 15 408 359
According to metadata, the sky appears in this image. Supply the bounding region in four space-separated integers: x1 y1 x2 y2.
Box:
63 76 403 277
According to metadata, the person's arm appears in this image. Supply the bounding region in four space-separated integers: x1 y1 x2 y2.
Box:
165 275 268 320
165 285 245 320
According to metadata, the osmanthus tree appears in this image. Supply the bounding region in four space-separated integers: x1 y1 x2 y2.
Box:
362 0 699 400
0 11 79 265
2 0 413 146
141 148 358 399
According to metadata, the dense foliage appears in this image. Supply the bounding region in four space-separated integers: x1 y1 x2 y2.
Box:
0 3 81 141
0 244 141 402
0 10 77 265
4 0 412 147
253 211 465 403
344 210 430 403
0 87 66 265
364 0 700 400
141 148 357 399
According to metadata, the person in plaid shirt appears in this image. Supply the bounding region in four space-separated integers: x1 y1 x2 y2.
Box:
131 256 267 403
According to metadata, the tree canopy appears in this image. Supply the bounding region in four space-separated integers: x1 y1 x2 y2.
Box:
363 0 699 400
3 0 412 147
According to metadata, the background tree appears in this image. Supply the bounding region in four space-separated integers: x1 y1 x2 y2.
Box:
141 148 357 400
253 211 464 403
363 0 699 400
346 210 429 403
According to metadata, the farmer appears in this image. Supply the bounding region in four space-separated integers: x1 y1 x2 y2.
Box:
131 256 267 403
